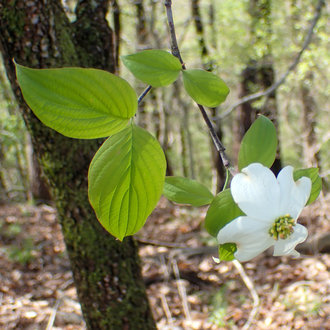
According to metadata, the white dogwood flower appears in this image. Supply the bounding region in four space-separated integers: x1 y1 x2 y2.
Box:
217 163 312 262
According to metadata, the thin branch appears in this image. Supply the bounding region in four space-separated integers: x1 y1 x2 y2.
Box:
164 0 235 174
219 0 325 119
138 85 152 104
172 259 191 321
164 0 186 69
233 260 260 330
160 293 173 324
197 103 231 170
46 299 61 330
136 237 187 248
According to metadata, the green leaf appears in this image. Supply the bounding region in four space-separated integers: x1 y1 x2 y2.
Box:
121 50 182 87
238 115 277 170
293 168 322 205
218 243 237 261
88 124 166 240
182 69 229 107
15 63 137 139
163 176 214 206
204 189 244 237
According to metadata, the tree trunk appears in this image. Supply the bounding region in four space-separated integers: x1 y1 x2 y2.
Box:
135 0 148 47
0 1 156 329
0 142 8 203
301 73 320 168
234 0 282 175
0 66 36 201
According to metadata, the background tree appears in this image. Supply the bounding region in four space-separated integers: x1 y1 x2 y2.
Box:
0 68 32 202
190 0 226 190
0 0 328 328
0 1 155 328
233 0 282 174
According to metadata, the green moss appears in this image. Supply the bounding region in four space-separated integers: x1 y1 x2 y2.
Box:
1 1 155 327
2 2 25 37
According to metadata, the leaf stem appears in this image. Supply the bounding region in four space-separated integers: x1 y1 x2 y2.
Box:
164 0 235 175
222 169 230 191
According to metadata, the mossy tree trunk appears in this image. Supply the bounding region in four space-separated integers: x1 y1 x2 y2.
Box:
0 1 156 329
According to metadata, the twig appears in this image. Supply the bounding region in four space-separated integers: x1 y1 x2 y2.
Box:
172 259 191 321
164 0 235 175
164 1 186 69
219 0 325 119
138 85 152 104
197 103 232 170
286 280 314 292
160 293 173 324
140 245 218 260
136 236 187 248
46 299 61 330
233 260 260 330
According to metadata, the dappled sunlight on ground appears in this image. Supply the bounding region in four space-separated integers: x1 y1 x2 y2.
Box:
0 193 329 329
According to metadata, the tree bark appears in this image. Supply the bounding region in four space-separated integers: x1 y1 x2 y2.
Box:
301 73 320 168
135 0 148 47
0 1 156 329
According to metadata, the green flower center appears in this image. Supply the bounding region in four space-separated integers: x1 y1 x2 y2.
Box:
269 214 295 240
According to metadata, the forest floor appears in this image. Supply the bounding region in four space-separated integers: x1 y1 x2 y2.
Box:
0 193 329 330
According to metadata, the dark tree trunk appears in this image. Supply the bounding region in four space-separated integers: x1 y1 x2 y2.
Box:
191 0 208 59
0 142 8 203
301 73 320 168
0 1 156 329
110 0 121 70
135 0 148 47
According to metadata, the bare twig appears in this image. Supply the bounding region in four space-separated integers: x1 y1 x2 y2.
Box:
46 299 61 330
140 245 218 261
164 0 235 174
136 236 187 248
219 0 325 119
160 293 173 324
164 0 186 68
286 280 314 292
233 260 260 330
197 103 233 171
172 259 191 321
138 85 152 104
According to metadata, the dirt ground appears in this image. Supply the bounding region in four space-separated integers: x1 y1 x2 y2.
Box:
0 193 329 330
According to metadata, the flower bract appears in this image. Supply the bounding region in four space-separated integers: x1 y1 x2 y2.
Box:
217 163 312 262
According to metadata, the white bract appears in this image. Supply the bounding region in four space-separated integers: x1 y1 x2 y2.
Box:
217 163 312 262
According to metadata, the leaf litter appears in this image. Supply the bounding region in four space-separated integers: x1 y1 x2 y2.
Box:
0 193 329 329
